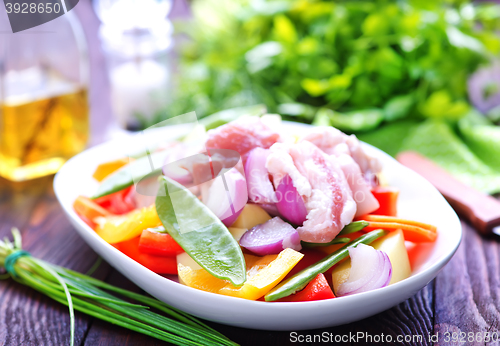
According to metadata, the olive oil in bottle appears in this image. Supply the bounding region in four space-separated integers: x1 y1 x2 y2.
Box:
0 69 89 181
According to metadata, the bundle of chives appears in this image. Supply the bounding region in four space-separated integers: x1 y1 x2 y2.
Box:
0 228 237 346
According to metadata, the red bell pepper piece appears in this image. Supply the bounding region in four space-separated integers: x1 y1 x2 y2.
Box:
94 186 136 215
138 229 184 257
285 249 328 279
112 236 177 274
371 186 399 217
284 249 337 289
278 273 335 302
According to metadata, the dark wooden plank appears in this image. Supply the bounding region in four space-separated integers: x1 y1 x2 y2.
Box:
83 270 168 346
434 222 500 345
206 283 434 346
0 178 113 346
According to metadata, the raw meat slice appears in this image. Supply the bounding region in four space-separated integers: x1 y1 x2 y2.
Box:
301 126 382 182
205 117 281 160
336 154 379 216
267 141 356 243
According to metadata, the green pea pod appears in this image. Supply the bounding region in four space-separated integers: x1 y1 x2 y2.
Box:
92 150 170 199
301 237 350 248
265 229 388 301
199 104 267 130
301 221 369 248
155 176 246 286
338 221 369 236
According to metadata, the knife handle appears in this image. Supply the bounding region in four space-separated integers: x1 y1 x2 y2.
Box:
397 151 500 235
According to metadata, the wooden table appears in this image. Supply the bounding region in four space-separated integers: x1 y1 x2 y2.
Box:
0 1 497 345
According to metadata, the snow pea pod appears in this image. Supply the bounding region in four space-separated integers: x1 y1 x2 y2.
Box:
155 176 246 286
92 150 170 199
264 229 388 301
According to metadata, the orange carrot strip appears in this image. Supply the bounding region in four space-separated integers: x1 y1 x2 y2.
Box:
359 214 437 233
73 196 111 229
363 222 437 243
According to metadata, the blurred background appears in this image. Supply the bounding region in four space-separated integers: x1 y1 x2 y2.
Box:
1 0 500 195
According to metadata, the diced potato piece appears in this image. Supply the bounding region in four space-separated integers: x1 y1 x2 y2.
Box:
219 248 303 300
331 259 351 294
228 227 247 242
331 230 412 293
371 229 411 285
177 252 202 270
231 204 271 229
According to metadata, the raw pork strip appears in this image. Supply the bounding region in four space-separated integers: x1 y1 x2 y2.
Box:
267 141 356 243
205 117 281 161
302 127 380 215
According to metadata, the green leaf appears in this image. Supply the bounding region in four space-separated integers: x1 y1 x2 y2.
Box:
362 13 390 36
296 37 320 55
446 26 485 54
273 14 297 44
419 90 469 120
156 176 246 286
358 120 418 157
199 104 267 130
401 120 500 194
278 103 316 120
459 113 500 172
384 94 414 121
301 78 331 97
329 109 385 132
312 108 331 126
245 41 283 63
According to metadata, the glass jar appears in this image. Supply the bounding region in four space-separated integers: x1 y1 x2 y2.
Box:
0 10 89 181
94 0 173 130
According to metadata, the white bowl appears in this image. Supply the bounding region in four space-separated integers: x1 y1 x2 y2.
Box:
54 122 461 331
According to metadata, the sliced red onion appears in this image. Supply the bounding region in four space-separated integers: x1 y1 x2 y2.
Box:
239 217 301 256
163 164 193 185
244 148 277 204
275 175 307 226
202 168 248 226
336 244 392 297
255 203 281 217
162 145 194 185
468 62 500 114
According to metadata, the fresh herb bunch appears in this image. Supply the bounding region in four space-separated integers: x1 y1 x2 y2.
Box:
157 0 500 132
0 229 237 346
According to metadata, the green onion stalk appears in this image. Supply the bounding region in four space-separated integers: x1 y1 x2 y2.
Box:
0 228 238 346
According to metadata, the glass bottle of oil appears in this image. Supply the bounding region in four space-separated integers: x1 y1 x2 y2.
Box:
0 11 89 181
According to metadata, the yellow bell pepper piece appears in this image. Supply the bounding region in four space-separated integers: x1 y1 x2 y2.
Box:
95 205 161 243
178 263 229 293
92 157 131 182
177 253 262 293
219 248 303 300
